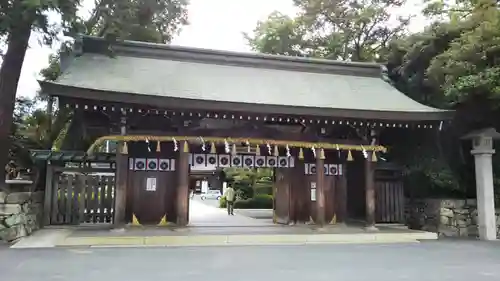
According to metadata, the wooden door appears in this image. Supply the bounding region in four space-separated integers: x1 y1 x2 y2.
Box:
132 171 167 225
273 168 291 224
375 180 405 223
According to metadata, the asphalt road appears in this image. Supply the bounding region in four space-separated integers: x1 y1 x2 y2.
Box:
2 240 500 281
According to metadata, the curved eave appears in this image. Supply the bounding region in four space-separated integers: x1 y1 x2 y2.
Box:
39 81 453 121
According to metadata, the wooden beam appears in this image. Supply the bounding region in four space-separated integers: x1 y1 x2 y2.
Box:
42 163 54 226
113 114 128 228
46 83 453 121
176 141 190 226
315 149 326 226
336 164 347 223
106 128 366 145
365 151 376 230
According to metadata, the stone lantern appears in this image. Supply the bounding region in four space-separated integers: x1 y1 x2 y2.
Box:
462 128 500 240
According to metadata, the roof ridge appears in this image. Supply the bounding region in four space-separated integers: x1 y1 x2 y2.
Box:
80 35 383 77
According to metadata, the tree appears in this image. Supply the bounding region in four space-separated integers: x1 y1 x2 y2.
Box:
244 12 310 56
246 0 500 197
84 0 188 43
35 0 190 156
385 0 500 197
41 0 189 83
246 0 411 61
0 0 189 189
0 0 81 188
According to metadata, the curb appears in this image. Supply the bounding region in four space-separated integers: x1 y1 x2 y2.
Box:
56 232 437 247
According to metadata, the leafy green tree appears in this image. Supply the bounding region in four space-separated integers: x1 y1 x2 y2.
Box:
224 168 273 198
0 0 81 188
0 0 189 188
84 0 188 43
36 0 190 156
246 0 411 61
386 0 500 197
246 0 500 197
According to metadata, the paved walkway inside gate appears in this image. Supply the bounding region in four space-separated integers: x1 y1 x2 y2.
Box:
188 197 274 227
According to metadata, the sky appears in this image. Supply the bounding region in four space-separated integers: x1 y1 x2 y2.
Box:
16 0 428 98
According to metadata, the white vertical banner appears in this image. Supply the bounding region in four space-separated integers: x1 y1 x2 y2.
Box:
310 182 316 201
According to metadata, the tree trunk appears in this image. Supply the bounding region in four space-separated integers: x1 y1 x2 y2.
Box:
0 20 33 189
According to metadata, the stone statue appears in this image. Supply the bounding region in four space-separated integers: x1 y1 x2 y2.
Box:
5 160 20 180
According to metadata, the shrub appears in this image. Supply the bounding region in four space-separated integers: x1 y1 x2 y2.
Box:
219 196 227 208
234 194 273 209
254 182 273 195
233 182 253 199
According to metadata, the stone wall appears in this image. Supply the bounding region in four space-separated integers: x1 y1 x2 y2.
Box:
0 191 44 242
406 198 500 238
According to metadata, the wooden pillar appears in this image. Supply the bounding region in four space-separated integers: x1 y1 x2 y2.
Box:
176 141 190 226
365 151 377 230
47 96 53 136
42 163 54 226
113 114 127 227
336 164 347 224
316 149 326 226
291 159 308 223
289 162 298 224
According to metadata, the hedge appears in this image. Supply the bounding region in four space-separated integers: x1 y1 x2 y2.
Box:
254 182 273 195
219 194 273 209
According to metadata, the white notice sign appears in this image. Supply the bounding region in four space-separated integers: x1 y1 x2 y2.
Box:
146 177 157 191
310 182 316 201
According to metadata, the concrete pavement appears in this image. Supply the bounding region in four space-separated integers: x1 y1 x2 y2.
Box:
10 197 437 248
2 241 500 281
189 198 273 227
192 195 274 219
11 223 437 248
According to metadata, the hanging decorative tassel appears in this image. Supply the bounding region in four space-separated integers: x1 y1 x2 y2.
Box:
311 146 316 158
200 137 206 152
156 141 161 152
298 147 304 160
210 142 216 154
145 139 151 152
183 141 189 153
231 144 237 155
371 151 378 162
286 145 291 157
274 145 279 156
347 150 353 161
319 148 325 160
122 141 128 154
246 140 251 153
173 138 178 152
267 143 272 155
255 144 260 156
224 139 230 153
361 146 368 159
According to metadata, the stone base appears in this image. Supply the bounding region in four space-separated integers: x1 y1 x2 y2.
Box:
0 191 43 242
0 224 28 242
406 198 500 239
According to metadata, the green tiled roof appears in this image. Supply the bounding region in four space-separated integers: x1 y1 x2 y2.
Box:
30 150 115 162
40 36 452 121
